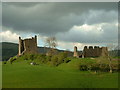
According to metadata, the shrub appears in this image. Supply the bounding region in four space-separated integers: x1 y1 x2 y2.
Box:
51 55 58 66
57 52 68 64
50 52 68 66
8 56 17 64
90 63 100 71
99 64 109 72
64 58 71 63
79 64 88 71
46 56 51 61
111 63 119 72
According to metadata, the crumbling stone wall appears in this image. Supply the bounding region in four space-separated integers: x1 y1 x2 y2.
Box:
83 46 108 57
101 47 108 56
73 46 79 58
18 35 38 56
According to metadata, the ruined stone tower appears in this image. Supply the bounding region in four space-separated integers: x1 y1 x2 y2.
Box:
73 46 79 58
18 35 38 56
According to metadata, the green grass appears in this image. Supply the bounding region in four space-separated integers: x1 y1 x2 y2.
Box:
2 60 118 88
0 61 2 88
113 56 120 59
57 58 95 71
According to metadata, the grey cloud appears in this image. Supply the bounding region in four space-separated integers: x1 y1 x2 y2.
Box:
2 2 118 44
84 10 118 25
56 23 118 43
2 2 118 35
3 2 40 7
0 2 2 26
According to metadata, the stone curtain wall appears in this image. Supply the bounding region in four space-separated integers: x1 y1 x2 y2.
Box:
83 46 108 57
73 46 108 58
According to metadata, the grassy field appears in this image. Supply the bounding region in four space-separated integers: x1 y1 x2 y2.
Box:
2 60 118 88
0 61 2 89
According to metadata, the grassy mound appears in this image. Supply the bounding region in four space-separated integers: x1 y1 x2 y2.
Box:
3 53 119 88
7 53 119 72
58 57 119 72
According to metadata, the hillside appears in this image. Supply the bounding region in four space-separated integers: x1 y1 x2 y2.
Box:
1 42 18 61
2 56 119 88
1 42 73 61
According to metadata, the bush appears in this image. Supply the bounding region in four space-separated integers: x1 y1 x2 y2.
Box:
111 63 119 72
49 52 68 66
57 52 68 64
8 56 17 64
46 56 51 61
75 57 119 72
90 63 100 71
51 55 58 66
79 65 88 71
99 64 110 72
64 58 71 63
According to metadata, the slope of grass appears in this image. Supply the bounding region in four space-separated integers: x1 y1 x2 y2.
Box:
0 61 2 88
2 61 118 88
57 58 94 71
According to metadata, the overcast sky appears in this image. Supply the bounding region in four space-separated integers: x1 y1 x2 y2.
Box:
1 2 118 51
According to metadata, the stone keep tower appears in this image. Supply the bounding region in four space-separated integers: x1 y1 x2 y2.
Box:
73 46 79 58
18 35 38 56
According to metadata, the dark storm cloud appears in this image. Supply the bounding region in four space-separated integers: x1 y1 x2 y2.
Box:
3 2 40 7
0 2 2 26
2 2 118 35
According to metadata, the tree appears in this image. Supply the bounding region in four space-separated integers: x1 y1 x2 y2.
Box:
45 36 57 49
107 43 117 73
107 43 117 57
44 36 58 56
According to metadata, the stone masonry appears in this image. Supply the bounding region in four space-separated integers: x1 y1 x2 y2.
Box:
73 46 108 58
18 35 38 56
73 46 79 58
83 46 108 57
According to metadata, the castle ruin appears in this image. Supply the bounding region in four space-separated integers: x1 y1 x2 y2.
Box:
18 35 38 56
18 35 108 58
73 46 108 58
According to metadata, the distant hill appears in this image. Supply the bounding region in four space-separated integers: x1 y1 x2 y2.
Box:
1 42 18 61
1 42 73 61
